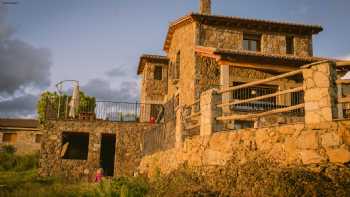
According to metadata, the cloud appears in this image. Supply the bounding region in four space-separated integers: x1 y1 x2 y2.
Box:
0 7 51 118
0 94 38 118
81 78 139 102
105 67 126 78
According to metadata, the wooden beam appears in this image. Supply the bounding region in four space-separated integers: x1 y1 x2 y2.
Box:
219 69 303 94
339 96 350 103
217 60 297 73
216 103 305 121
337 61 350 67
336 79 350 84
217 86 304 108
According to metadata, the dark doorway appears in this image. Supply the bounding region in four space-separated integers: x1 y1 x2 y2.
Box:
100 134 116 176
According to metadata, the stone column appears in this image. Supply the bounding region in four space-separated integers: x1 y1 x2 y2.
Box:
220 64 231 114
175 106 184 149
220 64 233 129
337 83 344 119
302 61 338 125
200 89 221 136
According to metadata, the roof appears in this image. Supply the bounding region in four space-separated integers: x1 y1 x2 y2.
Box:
0 119 39 129
195 46 326 68
137 54 169 75
164 13 323 52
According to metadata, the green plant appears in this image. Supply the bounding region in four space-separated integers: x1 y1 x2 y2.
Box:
0 151 39 172
1 144 16 154
37 91 96 123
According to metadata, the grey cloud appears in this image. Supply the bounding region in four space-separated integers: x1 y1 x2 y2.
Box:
0 39 52 97
105 67 126 77
0 8 51 118
0 94 38 118
81 78 139 102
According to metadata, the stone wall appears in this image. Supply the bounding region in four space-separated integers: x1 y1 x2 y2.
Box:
39 120 175 180
139 120 350 177
261 33 286 55
294 35 313 57
303 61 338 124
0 130 42 155
140 61 168 104
167 23 197 106
198 24 312 56
199 24 243 50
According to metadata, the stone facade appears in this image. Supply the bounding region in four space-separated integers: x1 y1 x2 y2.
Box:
0 119 41 155
302 61 338 124
0 130 42 155
140 60 168 104
139 120 350 177
39 120 175 180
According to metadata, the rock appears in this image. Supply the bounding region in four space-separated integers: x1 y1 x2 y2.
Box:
300 150 325 164
321 132 341 147
326 146 350 163
297 130 319 149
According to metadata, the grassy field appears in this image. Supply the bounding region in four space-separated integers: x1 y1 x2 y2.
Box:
1 145 349 196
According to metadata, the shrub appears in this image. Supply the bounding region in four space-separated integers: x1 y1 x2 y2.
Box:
0 151 39 172
37 91 96 123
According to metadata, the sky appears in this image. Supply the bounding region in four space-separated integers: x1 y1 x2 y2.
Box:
0 0 350 118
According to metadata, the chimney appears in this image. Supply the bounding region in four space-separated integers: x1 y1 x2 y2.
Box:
200 0 211 15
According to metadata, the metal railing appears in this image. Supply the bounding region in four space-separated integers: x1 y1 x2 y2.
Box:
216 69 305 125
45 100 163 123
337 79 350 119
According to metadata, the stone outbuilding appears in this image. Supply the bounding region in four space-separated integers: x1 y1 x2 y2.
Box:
0 119 41 155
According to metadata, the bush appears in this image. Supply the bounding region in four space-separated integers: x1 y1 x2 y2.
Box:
37 91 96 123
90 177 149 197
0 150 38 172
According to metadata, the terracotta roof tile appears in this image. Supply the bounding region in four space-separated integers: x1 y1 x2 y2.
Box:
164 13 323 52
137 54 169 75
0 119 38 129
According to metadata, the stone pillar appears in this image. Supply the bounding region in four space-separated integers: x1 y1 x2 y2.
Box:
199 0 211 15
175 106 184 149
200 89 221 136
302 61 338 125
220 64 233 129
337 83 344 119
220 64 230 113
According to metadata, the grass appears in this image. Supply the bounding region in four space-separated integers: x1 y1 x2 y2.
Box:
1 145 349 196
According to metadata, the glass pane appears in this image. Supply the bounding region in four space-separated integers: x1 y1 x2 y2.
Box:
243 40 249 50
250 40 257 51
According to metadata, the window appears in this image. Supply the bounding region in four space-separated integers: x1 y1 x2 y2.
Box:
231 82 278 112
286 36 294 55
243 33 261 51
154 66 163 80
2 133 17 143
61 132 89 160
174 51 180 79
34 134 42 143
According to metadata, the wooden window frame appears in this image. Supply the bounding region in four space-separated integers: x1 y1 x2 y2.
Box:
243 33 261 52
154 65 163 80
286 36 294 55
2 132 17 143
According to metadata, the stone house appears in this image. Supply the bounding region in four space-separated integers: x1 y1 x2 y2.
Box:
137 0 327 130
0 119 41 155
39 0 350 180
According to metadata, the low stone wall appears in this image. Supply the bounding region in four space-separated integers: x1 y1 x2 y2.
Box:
39 120 175 180
0 130 42 155
143 120 175 155
139 120 350 177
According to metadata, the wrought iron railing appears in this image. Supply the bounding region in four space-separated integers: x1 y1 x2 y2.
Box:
337 79 350 119
45 100 163 123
